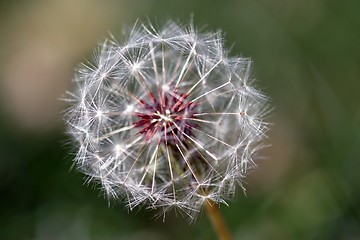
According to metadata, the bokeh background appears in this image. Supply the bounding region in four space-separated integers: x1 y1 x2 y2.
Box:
1 0 359 239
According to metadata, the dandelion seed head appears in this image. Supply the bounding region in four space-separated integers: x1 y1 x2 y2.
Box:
64 19 269 219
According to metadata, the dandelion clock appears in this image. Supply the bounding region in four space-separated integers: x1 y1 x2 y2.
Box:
63 19 270 240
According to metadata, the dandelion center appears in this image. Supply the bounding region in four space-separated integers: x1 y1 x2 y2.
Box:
134 86 198 143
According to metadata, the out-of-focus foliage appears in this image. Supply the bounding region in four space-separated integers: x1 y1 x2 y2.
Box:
0 0 359 239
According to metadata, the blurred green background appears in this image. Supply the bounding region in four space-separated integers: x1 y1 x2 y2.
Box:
0 0 359 239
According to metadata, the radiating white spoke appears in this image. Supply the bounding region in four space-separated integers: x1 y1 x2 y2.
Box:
103 138 144 178
190 126 234 149
138 144 159 187
93 125 135 142
175 42 196 87
177 133 222 178
151 144 159 193
193 112 244 116
164 124 177 201
183 117 217 125
172 122 217 161
123 144 148 182
149 42 159 83
186 59 222 95
161 44 166 85
175 144 201 185
191 82 230 102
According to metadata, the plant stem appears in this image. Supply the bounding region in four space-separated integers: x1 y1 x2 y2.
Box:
204 199 232 240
